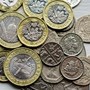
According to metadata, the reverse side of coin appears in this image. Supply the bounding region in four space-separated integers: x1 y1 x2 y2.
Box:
0 0 22 11
4 47 42 86
43 0 74 30
0 12 25 48
39 42 64 66
73 57 90 85
17 17 48 47
60 56 84 80
60 33 83 56
41 64 63 83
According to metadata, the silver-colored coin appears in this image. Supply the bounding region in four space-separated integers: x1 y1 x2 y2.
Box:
75 15 90 42
73 57 90 86
60 33 83 56
41 64 63 83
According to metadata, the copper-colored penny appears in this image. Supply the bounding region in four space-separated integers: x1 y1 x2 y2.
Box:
39 42 64 66
60 56 84 80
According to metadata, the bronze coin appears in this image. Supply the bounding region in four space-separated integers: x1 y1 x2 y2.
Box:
60 56 84 80
39 42 64 66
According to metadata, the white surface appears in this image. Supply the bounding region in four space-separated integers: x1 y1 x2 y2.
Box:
0 0 90 89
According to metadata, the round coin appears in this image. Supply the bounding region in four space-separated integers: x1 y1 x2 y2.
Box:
39 42 64 66
0 12 25 48
0 0 22 11
4 47 42 86
73 57 90 86
23 0 51 18
60 56 84 80
41 64 63 83
60 33 83 56
43 0 74 30
17 17 48 47
75 15 90 42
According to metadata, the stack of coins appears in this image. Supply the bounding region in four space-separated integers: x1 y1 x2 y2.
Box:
0 0 90 90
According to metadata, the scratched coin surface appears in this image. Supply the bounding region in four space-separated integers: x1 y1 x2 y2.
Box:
0 12 25 48
43 0 74 30
41 64 63 83
39 42 64 66
17 17 48 47
75 15 90 42
60 56 84 80
4 47 42 86
0 0 22 11
60 33 83 56
23 0 51 18
73 57 90 86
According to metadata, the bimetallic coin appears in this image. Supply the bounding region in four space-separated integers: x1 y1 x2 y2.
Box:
0 52 8 82
39 42 64 66
41 64 63 83
23 0 51 18
73 57 90 86
4 47 42 86
0 12 25 48
64 0 81 8
60 33 83 56
0 0 22 11
60 56 84 80
17 17 48 47
75 15 90 42
43 0 74 30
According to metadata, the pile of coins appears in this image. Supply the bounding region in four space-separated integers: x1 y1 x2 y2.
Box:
0 0 90 90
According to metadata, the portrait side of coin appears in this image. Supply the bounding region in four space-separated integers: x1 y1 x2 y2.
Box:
60 33 83 56
75 15 90 42
39 42 64 66
0 0 22 11
73 57 90 86
60 56 84 80
17 17 48 47
43 0 74 30
4 47 42 86
23 0 51 18
0 12 25 49
41 64 63 83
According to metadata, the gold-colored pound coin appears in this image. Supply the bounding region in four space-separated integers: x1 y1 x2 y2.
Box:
23 0 51 18
0 0 22 12
4 47 42 86
0 12 25 49
43 0 74 30
17 17 48 47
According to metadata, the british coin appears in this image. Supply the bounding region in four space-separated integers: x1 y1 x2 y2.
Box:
64 0 81 8
21 77 53 90
0 0 22 11
0 12 25 48
60 56 84 80
75 15 90 42
23 0 51 19
0 52 8 82
4 47 42 86
60 33 83 56
41 64 63 83
17 17 48 47
43 0 74 30
39 42 64 66
73 57 90 86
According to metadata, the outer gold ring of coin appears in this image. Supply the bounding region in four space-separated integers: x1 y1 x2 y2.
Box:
0 12 25 49
23 0 51 19
43 0 74 30
0 52 8 82
17 17 48 47
4 47 42 86
0 0 22 12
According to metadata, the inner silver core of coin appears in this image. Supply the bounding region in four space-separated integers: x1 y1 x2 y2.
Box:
9 54 36 80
